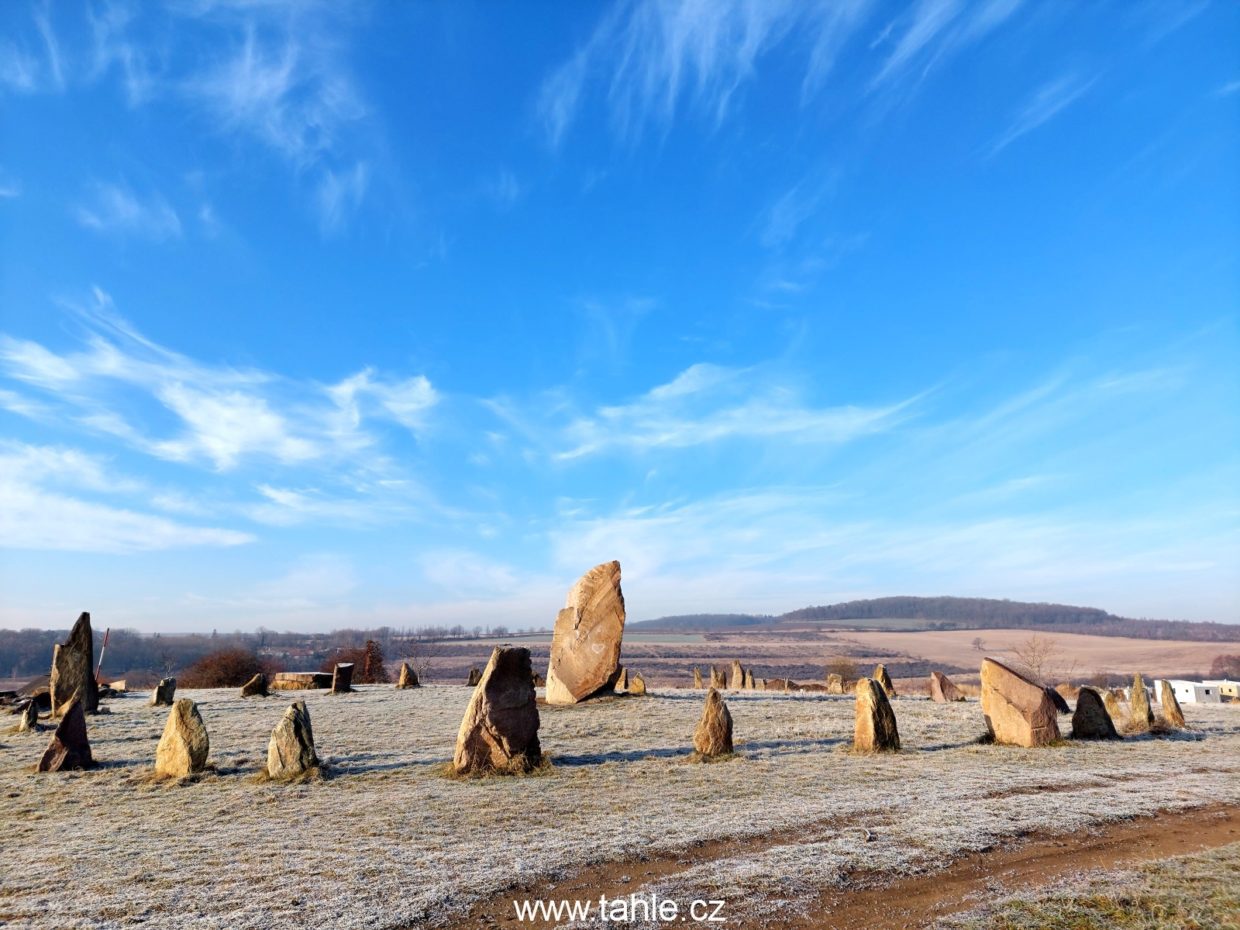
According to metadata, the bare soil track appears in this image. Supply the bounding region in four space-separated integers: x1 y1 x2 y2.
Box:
437 804 1240 929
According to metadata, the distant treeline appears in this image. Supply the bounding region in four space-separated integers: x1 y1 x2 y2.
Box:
635 596 1238 642
0 622 541 684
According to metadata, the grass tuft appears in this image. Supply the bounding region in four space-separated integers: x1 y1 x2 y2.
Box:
434 753 555 780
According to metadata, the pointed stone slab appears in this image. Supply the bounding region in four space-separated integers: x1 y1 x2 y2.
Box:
615 666 629 691
693 688 733 757
37 697 93 771
150 678 176 707
240 673 269 697
50 612 97 716
729 660 745 691
854 678 900 752
18 700 40 732
873 664 896 698
744 668 755 690
1046 687 1071 715
826 673 844 694
397 662 419 689
709 666 726 689
545 560 626 705
929 671 965 703
692 667 703 689
467 667 482 686
980 658 1060 747
155 699 210 778
267 701 318 778
1158 679 1186 728
1103 689 1125 724
1071 687 1120 740
453 646 541 775
1130 674 1155 731
629 671 647 695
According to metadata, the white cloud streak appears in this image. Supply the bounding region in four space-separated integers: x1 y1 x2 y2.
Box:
988 73 1095 157
74 183 183 240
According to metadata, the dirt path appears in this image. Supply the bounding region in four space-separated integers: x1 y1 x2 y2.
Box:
432 804 1239 929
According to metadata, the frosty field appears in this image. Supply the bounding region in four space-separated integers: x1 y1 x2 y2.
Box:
2 685 1239 929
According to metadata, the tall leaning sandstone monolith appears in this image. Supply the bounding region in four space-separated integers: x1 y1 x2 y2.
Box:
980 658 1060 747
693 688 733 757
154 699 210 778
854 678 900 752
693 667 703 689
37 696 93 772
50 612 97 717
744 668 756 690
1071 687 1120 740
1158 679 1186 728
1103 689 1125 724
1130 674 1155 731
267 701 318 778
454 646 541 775
545 561 626 705
873 664 895 698
929 671 964 703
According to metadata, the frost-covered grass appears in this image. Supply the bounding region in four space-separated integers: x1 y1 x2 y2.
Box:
1 687 1238 929
937 841 1240 930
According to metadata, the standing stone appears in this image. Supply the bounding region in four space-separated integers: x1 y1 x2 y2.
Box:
854 678 900 752
1158 679 1186 728
37 697 93 772
240 673 268 697
397 662 420 689
331 663 354 694
467 667 482 686
730 660 745 691
1071 687 1120 740
980 658 1060 747
873 664 896 698
545 561 626 705
615 666 629 691
532 672 546 688
154 699 210 778
453 647 541 775
267 701 318 778
150 678 177 707
1130 674 1155 731
929 671 965 703
693 667 703 689
629 672 647 696
826 673 844 694
710 666 726 689
693 688 733 757
18 700 39 732
744 668 756 690
1103 689 1125 724
50 612 97 717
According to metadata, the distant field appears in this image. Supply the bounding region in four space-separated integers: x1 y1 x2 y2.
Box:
3 685 1238 928
831 628 1239 681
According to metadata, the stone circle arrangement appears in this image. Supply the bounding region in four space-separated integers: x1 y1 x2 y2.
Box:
20 562 1194 781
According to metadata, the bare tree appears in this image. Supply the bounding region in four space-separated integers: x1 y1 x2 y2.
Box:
971 636 985 652
825 656 859 686
1009 634 1077 685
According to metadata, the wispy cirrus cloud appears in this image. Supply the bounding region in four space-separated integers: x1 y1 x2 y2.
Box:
74 182 183 240
987 72 1096 157
0 441 253 553
491 361 924 461
0 288 438 473
537 0 874 147
870 0 1023 90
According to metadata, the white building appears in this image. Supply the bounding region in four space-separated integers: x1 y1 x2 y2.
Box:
1203 679 1239 701
1167 679 1223 704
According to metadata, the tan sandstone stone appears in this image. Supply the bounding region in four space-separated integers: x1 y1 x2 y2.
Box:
1158 679 1186 728
826 673 844 694
693 688 733 757
854 678 900 752
267 701 318 778
730 660 745 691
710 666 726 689
980 658 1060 747
397 662 419 689
240 673 268 697
155 699 210 778
453 646 541 775
693 667 703 689
18 700 40 732
629 672 647 696
37 696 93 772
929 671 965 703
615 666 629 691
1130 674 1155 731
873 664 895 698
150 677 176 707
50 612 97 717
1071 687 1120 740
545 561 626 705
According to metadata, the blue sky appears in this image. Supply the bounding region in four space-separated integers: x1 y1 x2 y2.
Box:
1 0 1237 632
